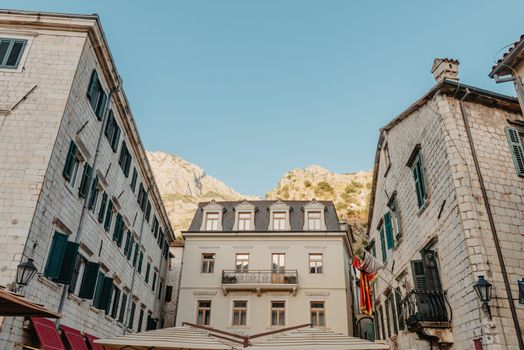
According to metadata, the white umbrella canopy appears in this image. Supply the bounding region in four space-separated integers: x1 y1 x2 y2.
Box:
249 328 389 350
95 326 234 350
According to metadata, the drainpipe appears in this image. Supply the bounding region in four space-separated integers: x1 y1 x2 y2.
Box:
458 94 524 350
122 188 147 335
56 89 115 321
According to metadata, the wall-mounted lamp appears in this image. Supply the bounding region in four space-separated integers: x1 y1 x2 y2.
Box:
15 258 37 292
474 276 493 320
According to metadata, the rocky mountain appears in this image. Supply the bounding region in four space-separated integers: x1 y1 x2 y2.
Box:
147 151 255 236
265 165 372 237
147 151 372 241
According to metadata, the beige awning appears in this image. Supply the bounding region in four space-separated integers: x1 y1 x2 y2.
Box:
94 326 233 350
0 288 61 318
249 328 389 350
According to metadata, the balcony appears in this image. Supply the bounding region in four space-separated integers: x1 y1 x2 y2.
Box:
401 289 453 347
221 269 298 296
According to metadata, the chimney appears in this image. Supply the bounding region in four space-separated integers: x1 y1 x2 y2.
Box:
431 58 460 82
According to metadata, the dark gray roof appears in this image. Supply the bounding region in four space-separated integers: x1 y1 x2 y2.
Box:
185 200 343 232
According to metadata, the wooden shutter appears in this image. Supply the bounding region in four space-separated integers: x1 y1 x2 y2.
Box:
79 262 100 299
384 212 394 249
104 111 114 138
113 214 122 243
86 70 98 101
96 91 107 120
92 272 105 308
118 293 127 323
145 263 150 283
104 201 113 231
88 176 99 210
56 241 79 284
78 164 93 198
98 192 108 223
111 125 121 152
137 309 144 332
411 260 428 290
128 302 136 328
379 227 387 263
62 141 78 180
98 277 114 311
505 127 524 176
421 250 442 290
44 232 68 279
138 251 144 273
395 287 404 330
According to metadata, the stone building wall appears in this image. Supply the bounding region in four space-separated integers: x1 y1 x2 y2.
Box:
0 12 173 349
164 243 184 328
369 89 524 349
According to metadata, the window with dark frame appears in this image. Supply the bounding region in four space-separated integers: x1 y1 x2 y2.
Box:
0 38 27 69
310 301 325 327
201 253 215 273
235 253 249 272
86 70 108 120
197 300 211 325
271 301 285 326
309 253 323 274
104 110 121 152
232 301 247 326
118 142 132 177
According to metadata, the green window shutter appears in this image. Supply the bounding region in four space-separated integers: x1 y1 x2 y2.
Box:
98 277 114 311
133 244 139 266
88 176 99 210
379 227 387 263
78 163 93 198
56 241 79 284
384 212 394 249
92 272 105 308
137 308 144 332
128 302 136 328
44 232 68 280
86 70 98 100
152 272 157 291
118 293 128 323
113 214 122 242
112 125 121 152
62 141 78 180
505 127 524 176
104 200 113 231
95 91 107 120
79 262 100 299
105 111 114 139
98 192 108 223
110 287 121 319
145 263 150 283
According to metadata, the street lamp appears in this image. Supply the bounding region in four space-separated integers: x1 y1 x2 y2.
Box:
16 258 37 291
474 276 492 320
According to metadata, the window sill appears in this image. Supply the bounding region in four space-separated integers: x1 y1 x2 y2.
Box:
104 314 115 323
89 306 101 314
384 164 391 177
37 275 60 291
67 293 83 305
417 200 429 217
394 237 403 251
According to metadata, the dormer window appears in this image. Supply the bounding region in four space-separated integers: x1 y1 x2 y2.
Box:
238 212 251 230
200 200 224 231
205 212 219 231
272 212 287 230
307 211 322 230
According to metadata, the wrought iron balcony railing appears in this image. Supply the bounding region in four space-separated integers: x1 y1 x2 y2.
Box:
400 289 451 330
221 269 298 285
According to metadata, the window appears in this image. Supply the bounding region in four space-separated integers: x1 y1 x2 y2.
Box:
0 38 26 69
110 287 121 319
104 200 113 232
113 214 125 247
92 274 113 311
87 176 99 211
145 262 151 283
78 262 100 299
271 301 285 326
235 254 249 272
383 143 391 175
137 308 144 332
205 212 219 231
104 111 121 152
272 212 286 230
118 293 127 323
130 168 138 192
43 231 79 284
395 288 404 330
165 286 173 302
128 302 136 329
133 243 139 267
86 70 108 120
123 231 133 259
63 141 80 183
158 281 163 300
379 225 387 263
384 212 394 250
310 301 325 327
232 301 247 326
69 255 87 295
152 271 157 292
197 301 211 325
152 216 159 237
388 293 398 335
388 194 402 240
137 184 148 212
309 254 323 274
137 251 144 274
411 151 427 208
201 253 215 273
237 212 251 230
98 192 108 223
78 163 93 198
307 211 322 230
384 297 391 338
272 253 285 273
118 142 132 177
145 201 152 222
505 127 524 176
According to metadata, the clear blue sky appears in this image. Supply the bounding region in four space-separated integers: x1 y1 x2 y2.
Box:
2 1 524 195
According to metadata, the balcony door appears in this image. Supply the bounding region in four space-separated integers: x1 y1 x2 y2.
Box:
272 253 285 283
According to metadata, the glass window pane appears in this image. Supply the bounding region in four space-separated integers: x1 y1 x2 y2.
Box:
6 41 24 67
0 40 9 65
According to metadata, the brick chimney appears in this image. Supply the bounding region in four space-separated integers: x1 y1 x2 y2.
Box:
431 58 459 82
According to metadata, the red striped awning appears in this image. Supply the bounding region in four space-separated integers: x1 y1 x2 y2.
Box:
61 325 89 350
85 334 106 350
30 317 66 350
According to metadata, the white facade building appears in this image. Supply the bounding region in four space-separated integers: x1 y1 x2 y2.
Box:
0 10 174 349
175 200 355 336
